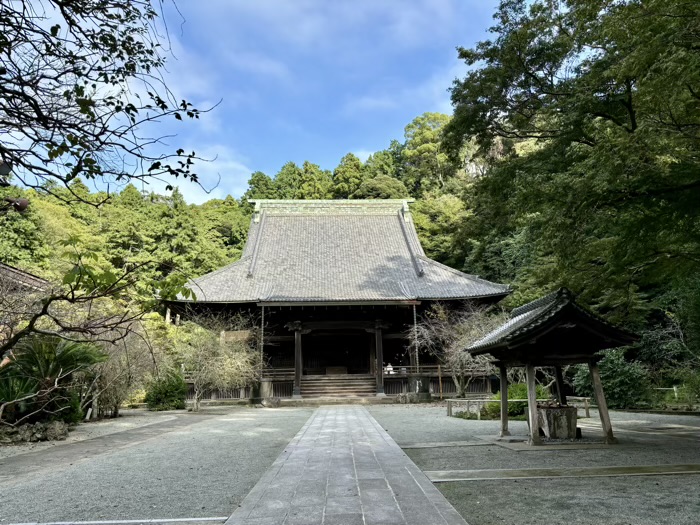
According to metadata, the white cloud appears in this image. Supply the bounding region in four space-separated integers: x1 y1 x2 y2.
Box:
226 52 291 80
343 95 399 113
176 0 467 57
342 59 466 117
181 145 253 203
147 144 253 204
352 149 374 162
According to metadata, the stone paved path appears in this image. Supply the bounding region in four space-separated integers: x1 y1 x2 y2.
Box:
225 406 468 525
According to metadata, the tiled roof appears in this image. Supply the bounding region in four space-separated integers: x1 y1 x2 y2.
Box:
469 288 638 353
181 200 510 304
0 262 49 292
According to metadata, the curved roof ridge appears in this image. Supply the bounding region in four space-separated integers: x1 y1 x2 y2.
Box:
469 287 638 354
510 288 567 317
397 211 424 277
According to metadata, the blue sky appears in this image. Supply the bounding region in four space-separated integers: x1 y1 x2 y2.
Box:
153 0 500 203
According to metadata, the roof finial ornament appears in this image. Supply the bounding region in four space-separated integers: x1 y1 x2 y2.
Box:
401 200 410 222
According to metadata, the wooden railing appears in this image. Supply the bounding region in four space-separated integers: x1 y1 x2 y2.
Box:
382 365 491 377
259 365 489 379
261 367 295 379
446 396 592 419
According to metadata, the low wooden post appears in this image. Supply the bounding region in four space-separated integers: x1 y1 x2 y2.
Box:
375 322 386 397
554 365 567 405
525 364 541 445
499 364 510 437
589 361 617 444
293 327 303 399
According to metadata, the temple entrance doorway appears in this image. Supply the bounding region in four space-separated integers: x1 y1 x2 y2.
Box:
303 332 372 375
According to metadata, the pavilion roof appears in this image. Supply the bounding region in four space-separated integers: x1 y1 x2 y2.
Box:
179 199 510 305
469 288 639 365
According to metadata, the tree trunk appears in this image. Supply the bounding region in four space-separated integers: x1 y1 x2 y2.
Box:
453 374 466 397
193 389 202 412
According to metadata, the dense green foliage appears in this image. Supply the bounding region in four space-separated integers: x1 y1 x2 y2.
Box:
483 383 550 419
443 0 700 404
573 351 653 409
0 184 251 286
144 371 188 411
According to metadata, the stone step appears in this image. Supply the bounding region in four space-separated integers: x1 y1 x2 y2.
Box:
301 375 375 381
301 382 376 389
301 380 375 385
301 387 377 393
301 385 376 392
300 375 378 398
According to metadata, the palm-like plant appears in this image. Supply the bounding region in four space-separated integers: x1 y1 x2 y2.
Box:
0 336 106 424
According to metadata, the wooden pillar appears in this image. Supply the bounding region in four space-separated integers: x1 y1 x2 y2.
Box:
293 328 303 399
589 361 616 444
369 334 376 375
525 364 541 445
499 364 510 437
375 322 385 396
554 365 567 405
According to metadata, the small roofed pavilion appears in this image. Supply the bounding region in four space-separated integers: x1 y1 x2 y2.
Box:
469 288 639 445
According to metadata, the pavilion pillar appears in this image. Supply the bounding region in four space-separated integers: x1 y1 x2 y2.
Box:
554 365 567 405
589 361 616 444
499 364 510 437
292 324 303 399
375 322 386 397
525 364 541 445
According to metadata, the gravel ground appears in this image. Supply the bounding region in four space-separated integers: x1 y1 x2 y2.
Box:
0 406 314 523
370 405 700 525
2 404 699 525
0 409 177 461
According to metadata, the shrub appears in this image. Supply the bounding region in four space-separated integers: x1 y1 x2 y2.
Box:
483 383 550 419
573 349 652 409
675 368 700 408
144 371 187 411
0 336 104 425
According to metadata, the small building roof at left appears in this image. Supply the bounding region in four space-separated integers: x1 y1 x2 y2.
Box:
0 262 50 292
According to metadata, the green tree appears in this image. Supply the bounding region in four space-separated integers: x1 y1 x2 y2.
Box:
0 188 51 271
243 171 278 201
273 162 304 199
333 153 366 199
353 175 410 199
297 161 333 199
363 150 397 180
401 113 455 196
445 0 700 328
412 193 467 267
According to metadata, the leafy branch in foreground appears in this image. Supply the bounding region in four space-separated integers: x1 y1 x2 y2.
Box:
0 0 209 201
0 236 194 356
